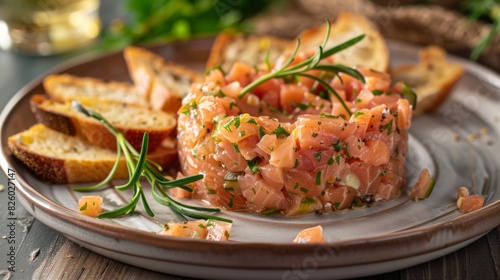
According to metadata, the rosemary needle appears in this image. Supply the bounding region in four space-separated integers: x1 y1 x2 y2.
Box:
71 101 231 222
237 20 367 117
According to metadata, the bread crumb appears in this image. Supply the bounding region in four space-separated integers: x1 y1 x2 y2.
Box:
28 248 40 263
2 236 6 239
0 184 4 192
453 134 461 142
480 127 489 135
485 139 493 145
467 132 479 142
66 254 74 259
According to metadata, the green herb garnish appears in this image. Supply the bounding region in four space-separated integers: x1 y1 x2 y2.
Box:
380 119 394 136
262 208 279 215
314 152 322 162
231 142 240 153
100 0 272 51
315 171 322 185
401 82 417 110
353 111 365 118
258 126 265 139
301 197 316 204
237 20 366 117
72 101 231 223
79 202 88 211
320 113 340 119
463 0 500 60
247 157 260 174
273 125 290 138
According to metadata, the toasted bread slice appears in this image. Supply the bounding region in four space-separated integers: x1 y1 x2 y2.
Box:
124 46 203 113
8 124 178 184
391 46 464 115
286 12 389 72
30 95 176 152
206 33 291 72
43 74 149 107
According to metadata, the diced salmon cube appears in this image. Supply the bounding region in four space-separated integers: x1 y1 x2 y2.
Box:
457 195 484 213
158 220 208 239
226 62 256 87
293 225 326 243
78 196 103 218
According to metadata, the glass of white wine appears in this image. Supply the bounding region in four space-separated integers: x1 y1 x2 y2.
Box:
0 0 101 55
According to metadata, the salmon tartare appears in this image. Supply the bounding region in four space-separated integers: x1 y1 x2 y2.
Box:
177 36 413 216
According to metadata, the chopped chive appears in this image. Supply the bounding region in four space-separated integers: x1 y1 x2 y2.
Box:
79 202 88 211
316 171 322 185
258 126 265 139
379 119 394 135
217 90 226 97
320 113 340 118
296 102 309 110
223 118 235 132
354 111 364 118
231 142 240 153
247 118 258 125
314 152 322 162
247 157 260 174
229 102 238 110
273 125 290 138
301 197 316 204
262 208 278 215
234 116 241 128
401 82 417 110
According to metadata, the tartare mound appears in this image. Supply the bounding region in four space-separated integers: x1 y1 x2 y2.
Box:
177 52 412 216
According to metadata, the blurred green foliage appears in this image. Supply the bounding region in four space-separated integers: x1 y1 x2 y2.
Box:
462 0 500 59
100 0 273 50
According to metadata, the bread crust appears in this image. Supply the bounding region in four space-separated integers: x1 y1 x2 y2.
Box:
287 12 390 72
43 74 149 107
206 33 291 71
8 124 178 184
124 46 203 113
391 46 464 115
30 95 175 152
9 141 70 184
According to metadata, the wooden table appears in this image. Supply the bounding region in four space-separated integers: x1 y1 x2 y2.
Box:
1 1 499 279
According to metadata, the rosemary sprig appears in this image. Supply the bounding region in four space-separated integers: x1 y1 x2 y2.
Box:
71 101 231 223
237 20 366 116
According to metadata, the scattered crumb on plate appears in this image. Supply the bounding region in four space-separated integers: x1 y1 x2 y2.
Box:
28 248 41 263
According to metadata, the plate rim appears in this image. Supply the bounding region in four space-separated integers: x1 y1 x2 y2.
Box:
1 38 499 271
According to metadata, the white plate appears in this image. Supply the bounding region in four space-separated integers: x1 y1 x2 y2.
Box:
1 38 499 279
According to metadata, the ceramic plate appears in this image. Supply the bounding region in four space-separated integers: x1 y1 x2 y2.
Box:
1 38 499 280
